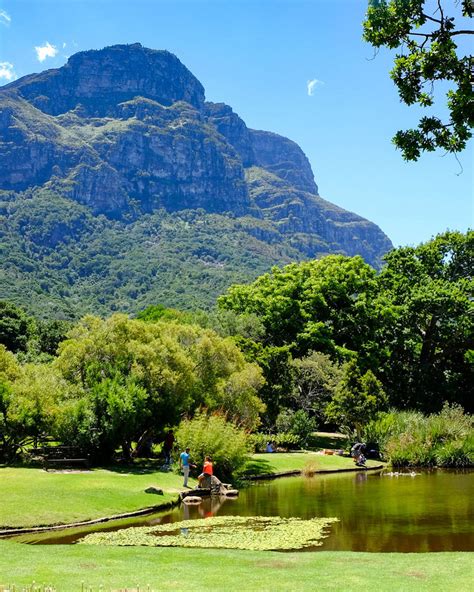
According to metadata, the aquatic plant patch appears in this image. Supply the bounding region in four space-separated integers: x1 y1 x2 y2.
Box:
79 515 338 551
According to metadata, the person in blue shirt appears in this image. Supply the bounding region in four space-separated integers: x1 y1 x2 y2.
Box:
179 447 196 488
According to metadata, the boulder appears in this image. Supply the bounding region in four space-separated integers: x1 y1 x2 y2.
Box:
182 496 203 504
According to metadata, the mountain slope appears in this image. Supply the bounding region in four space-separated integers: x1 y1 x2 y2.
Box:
0 43 392 318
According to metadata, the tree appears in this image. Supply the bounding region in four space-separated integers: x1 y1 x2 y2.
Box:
36 319 71 356
291 351 343 424
54 314 265 456
219 255 380 360
377 230 474 411
176 411 251 479
325 359 387 438
363 0 473 160
276 408 317 447
0 301 35 353
0 363 67 460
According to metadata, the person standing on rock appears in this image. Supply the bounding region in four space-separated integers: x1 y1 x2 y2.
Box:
179 447 195 488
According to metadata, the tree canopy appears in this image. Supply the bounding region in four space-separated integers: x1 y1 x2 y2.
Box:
363 0 473 160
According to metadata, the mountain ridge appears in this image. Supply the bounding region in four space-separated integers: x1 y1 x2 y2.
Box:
0 43 392 317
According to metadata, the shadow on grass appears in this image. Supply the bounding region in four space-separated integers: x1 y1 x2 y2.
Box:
238 458 276 477
103 459 173 475
308 433 348 450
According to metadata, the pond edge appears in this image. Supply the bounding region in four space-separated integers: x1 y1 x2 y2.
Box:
0 464 384 536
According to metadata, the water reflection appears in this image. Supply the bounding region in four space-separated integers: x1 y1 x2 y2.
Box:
12 469 474 552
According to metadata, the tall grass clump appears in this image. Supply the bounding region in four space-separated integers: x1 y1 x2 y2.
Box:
362 404 473 468
176 411 252 479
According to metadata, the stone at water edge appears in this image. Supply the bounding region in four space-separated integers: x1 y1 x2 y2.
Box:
222 489 239 497
182 496 203 504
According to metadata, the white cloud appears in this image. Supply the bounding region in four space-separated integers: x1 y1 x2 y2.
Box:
307 78 324 96
62 42 67 49
0 61 16 82
0 9 11 25
35 42 58 62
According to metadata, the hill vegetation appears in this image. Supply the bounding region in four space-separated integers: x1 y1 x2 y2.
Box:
0 231 472 468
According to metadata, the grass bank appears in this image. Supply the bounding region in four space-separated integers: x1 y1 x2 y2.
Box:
0 541 472 591
241 452 382 477
0 466 191 529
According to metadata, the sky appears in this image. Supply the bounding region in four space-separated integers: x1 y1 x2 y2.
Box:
0 0 472 248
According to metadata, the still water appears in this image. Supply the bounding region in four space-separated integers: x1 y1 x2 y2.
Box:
17 470 474 552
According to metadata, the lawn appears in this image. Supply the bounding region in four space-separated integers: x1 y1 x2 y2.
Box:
0 541 472 591
241 452 382 477
0 465 192 529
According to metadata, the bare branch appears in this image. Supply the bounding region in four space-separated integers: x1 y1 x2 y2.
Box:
366 47 379 62
422 12 443 25
408 32 434 38
436 0 445 22
453 152 464 176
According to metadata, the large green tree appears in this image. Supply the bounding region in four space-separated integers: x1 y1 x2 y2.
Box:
218 255 384 424
378 230 474 410
219 255 381 361
363 0 473 160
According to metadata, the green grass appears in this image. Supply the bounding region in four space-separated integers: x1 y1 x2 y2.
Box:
0 541 472 591
0 466 192 528
241 452 381 477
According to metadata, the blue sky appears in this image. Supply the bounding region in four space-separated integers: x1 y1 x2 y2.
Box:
0 0 472 247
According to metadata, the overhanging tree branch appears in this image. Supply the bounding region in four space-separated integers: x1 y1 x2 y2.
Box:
363 0 473 161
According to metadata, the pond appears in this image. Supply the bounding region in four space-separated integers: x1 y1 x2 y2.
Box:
15 469 474 552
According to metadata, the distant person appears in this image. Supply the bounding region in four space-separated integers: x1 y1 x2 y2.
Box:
163 430 175 465
266 441 275 453
179 447 195 488
198 456 213 487
351 442 367 466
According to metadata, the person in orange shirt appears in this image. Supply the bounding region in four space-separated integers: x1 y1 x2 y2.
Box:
198 456 213 487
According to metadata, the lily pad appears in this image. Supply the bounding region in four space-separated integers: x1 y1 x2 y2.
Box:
79 515 338 551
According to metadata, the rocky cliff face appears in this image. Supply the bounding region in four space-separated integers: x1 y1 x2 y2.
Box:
0 43 392 303
9 44 205 116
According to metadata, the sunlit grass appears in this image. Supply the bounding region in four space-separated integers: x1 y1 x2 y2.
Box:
0 466 190 528
242 452 382 476
0 541 472 591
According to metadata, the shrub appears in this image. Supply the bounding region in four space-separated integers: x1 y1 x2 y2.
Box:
435 434 474 468
275 408 316 447
176 411 251 479
362 404 473 468
249 432 301 452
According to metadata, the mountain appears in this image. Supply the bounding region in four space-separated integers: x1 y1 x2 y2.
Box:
0 43 392 318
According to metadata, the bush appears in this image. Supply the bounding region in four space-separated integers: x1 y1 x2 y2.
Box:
249 432 301 452
275 408 316 447
362 404 473 467
176 411 251 479
435 434 474 468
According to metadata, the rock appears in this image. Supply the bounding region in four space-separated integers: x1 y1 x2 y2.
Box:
204 102 255 166
222 489 239 497
249 129 318 194
8 43 205 116
182 496 203 504
145 486 164 495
